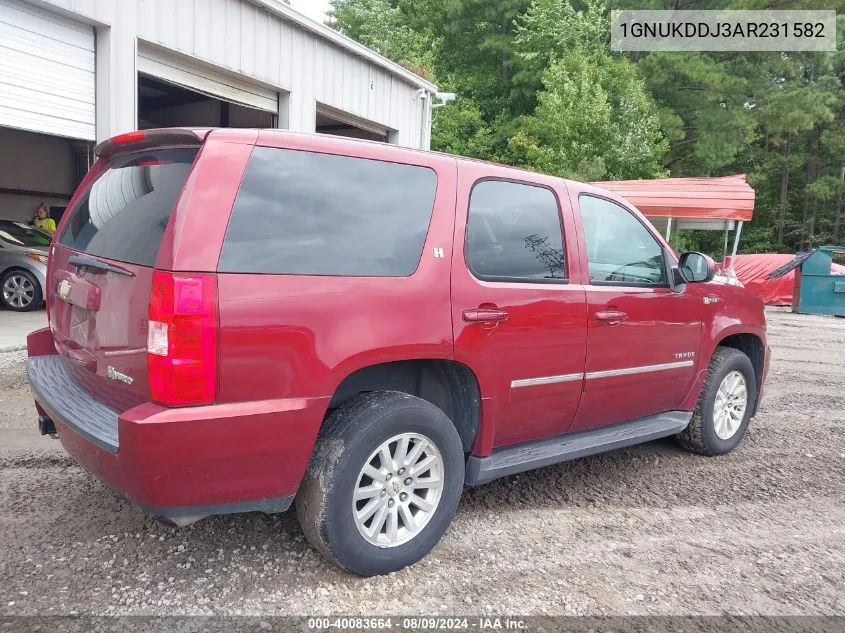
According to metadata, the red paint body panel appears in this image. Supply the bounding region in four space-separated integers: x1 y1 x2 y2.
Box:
29 327 326 508
49 246 153 411
54 396 328 509
27 327 57 357
570 285 702 431
564 182 701 430
26 128 770 517
683 282 770 409
157 130 257 272
450 161 588 448
215 132 458 403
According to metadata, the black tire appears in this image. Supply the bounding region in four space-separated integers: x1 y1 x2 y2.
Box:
295 391 464 576
1 269 43 312
675 346 757 456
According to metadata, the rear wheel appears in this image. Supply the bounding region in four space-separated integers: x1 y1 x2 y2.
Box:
675 347 757 456
1 269 42 311
295 391 464 576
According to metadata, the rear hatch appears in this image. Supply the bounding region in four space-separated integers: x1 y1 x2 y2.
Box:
49 142 200 412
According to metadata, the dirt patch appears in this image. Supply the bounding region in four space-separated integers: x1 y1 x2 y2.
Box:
0 309 843 615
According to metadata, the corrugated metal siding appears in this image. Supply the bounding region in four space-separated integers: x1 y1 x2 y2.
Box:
132 0 422 141
169 0 430 147
0 0 95 139
29 0 430 147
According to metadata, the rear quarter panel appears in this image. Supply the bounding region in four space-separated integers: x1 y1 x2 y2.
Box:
211 133 459 402
157 129 258 271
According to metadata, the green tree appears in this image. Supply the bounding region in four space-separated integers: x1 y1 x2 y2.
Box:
508 0 666 180
508 46 667 180
430 95 498 158
510 0 609 114
328 0 435 77
636 52 757 176
330 0 845 253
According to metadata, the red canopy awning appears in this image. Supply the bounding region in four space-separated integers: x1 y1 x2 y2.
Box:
591 174 755 222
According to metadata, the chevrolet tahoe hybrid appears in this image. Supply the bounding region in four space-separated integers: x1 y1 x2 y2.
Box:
26 128 770 576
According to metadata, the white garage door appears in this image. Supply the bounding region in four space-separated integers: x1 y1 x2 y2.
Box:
0 0 95 140
137 43 279 114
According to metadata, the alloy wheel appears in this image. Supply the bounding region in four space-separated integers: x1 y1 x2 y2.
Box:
2 274 35 309
352 432 445 548
713 370 748 440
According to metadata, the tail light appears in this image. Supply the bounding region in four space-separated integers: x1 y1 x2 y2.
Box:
147 271 218 406
45 243 54 326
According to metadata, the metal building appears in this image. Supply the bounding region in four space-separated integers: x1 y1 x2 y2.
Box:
0 0 437 223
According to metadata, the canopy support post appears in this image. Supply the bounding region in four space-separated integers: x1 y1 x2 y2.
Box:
728 221 743 275
665 217 672 242
722 223 730 263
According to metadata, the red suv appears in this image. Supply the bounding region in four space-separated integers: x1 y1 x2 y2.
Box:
26 128 769 576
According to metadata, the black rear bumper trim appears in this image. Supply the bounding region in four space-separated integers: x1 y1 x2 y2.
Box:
139 495 294 519
27 355 119 453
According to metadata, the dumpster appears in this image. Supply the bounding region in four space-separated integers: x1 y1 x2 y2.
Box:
768 246 845 316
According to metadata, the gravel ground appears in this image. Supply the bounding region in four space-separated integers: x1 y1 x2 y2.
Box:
0 308 843 616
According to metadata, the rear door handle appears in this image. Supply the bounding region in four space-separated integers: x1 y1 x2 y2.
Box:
595 310 628 325
463 308 509 323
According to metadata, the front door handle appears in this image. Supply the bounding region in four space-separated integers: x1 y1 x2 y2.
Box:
595 310 628 325
463 308 509 323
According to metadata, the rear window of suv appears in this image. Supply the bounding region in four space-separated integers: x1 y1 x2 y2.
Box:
218 147 437 276
59 148 198 267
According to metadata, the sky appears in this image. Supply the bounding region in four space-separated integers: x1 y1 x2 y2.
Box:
289 0 332 24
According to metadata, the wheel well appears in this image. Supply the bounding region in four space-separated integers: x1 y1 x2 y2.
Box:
2 266 39 282
328 360 481 453
717 333 765 387
2 266 30 277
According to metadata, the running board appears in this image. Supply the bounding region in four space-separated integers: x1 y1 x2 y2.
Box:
465 411 692 486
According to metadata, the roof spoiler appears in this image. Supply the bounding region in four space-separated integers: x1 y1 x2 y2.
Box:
95 128 212 159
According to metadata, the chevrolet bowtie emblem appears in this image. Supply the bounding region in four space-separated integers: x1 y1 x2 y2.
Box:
57 279 71 300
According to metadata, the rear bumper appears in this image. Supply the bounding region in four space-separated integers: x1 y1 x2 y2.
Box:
26 328 328 517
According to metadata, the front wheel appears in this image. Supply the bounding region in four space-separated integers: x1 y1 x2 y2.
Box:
675 347 757 456
295 391 465 576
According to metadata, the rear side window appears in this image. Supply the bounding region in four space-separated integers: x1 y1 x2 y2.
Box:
218 147 437 276
466 179 566 282
59 148 197 267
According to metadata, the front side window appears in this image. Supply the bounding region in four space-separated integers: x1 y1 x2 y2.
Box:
579 195 666 286
218 147 437 276
466 180 566 282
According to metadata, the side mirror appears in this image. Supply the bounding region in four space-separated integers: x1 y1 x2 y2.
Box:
678 252 716 283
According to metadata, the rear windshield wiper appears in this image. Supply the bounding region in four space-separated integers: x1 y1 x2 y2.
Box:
68 255 135 277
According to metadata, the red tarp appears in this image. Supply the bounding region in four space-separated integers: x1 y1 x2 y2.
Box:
725 254 845 306
593 174 755 221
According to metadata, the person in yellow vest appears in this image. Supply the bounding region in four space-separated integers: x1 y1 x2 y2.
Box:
32 204 56 235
